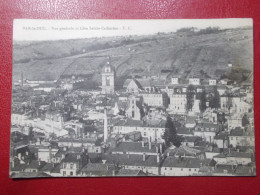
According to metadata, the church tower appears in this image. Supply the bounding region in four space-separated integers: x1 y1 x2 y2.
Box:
101 59 115 94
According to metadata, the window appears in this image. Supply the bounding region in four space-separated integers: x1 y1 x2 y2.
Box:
63 171 66 176
165 168 167 170
231 137 233 140
64 164 66 169
70 171 73 176
70 163 73 169
181 168 183 171
189 169 191 172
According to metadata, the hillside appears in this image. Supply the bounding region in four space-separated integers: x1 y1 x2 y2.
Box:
12 27 254 84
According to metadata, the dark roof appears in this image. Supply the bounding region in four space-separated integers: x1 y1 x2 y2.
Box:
111 142 159 154
214 152 251 158
161 156 201 168
80 163 116 176
102 154 160 167
11 172 50 178
62 153 82 163
230 127 254 136
213 165 234 174
183 136 201 143
117 169 146 176
177 127 193 135
26 160 46 170
195 122 219 131
234 165 254 176
51 164 61 173
40 163 55 172
10 163 27 172
214 132 229 140
114 118 166 128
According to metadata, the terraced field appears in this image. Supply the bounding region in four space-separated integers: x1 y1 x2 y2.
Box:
12 27 253 83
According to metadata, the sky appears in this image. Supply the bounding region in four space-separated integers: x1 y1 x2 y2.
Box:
13 18 253 41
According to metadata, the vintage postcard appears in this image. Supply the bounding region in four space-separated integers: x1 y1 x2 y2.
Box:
10 19 255 178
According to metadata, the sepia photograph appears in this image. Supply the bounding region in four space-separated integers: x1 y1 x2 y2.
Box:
10 19 255 178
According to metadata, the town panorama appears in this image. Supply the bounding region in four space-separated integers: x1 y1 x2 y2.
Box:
10 23 255 177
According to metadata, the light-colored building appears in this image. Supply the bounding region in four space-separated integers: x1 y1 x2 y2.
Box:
101 61 115 94
38 146 59 163
171 77 179 85
194 122 219 143
112 119 166 143
228 127 255 147
168 93 186 114
140 92 168 107
161 156 201 176
189 78 200 85
209 79 217 86
125 96 142 120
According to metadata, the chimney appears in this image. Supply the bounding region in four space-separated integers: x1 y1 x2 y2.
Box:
200 162 203 167
112 170 115 176
167 152 169 157
142 141 144 147
157 154 160 163
149 142 151 150
77 155 81 160
237 148 240 152
143 153 146 161
38 161 41 166
102 160 107 164
61 154 65 159
25 151 29 156
160 144 163 154
63 147 67 152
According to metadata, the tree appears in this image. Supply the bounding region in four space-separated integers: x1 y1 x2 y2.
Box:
162 116 183 147
199 89 207 113
186 85 195 111
209 86 220 109
242 114 250 127
217 112 226 131
226 95 233 114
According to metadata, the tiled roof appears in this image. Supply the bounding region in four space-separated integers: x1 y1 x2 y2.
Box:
80 163 116 175
161 156 201 168
11 172 50 178
117 169 146 176
111 142 159 154
62 153 82 163
40 163 55 172
102 154 160 167
230 128 254 136
214 152 251 158
213 165 234 174
26 160 46 170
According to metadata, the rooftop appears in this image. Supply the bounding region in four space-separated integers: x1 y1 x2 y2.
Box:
161 156 201 168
